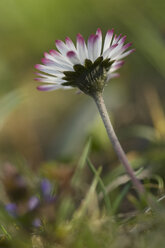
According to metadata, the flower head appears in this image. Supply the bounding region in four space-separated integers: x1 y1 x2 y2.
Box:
35 28 134 96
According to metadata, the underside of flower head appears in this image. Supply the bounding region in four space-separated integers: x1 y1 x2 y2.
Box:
35 28 134 95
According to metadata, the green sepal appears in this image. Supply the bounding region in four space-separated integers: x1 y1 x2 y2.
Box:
63 71 76 77
73 64 85 73
101 59 114 68
62 81 76 87
63 71 78 80
94 56 103 66
84 59 93 69
62 57 115 95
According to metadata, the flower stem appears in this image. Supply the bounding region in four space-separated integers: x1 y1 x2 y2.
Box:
92 92 144 195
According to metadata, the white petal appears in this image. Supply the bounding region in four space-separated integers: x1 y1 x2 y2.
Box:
35 64 73 75
103 44 118 59
35 72 63 79
49 49 72 66
103 29 114 53
44 52 71 67
76 33 88 64
87 34 95 61
36 77 65 84
114 49 135 60
41 57 73 72
65 37 76 51
37 84 64 91
107 45 123 59
118 35 127 45
112 34 122 45
67 51 81 65
55 40 68 55
106 73 119 82
93 35 100 61
96 28 102 56
111 43 132 60
109 60 124 73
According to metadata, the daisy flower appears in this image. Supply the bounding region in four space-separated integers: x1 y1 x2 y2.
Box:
35 28 134 95
35 28 144 195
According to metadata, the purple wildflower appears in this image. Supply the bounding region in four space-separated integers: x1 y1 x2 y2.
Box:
41 179 52 197
32 218 41 228
5 203 17 216
40 179 56 203
28 196 40 211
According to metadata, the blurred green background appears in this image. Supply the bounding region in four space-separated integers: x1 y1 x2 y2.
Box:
0 0 165 169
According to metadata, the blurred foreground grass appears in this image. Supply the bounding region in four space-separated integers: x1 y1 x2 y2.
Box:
0 138 165 248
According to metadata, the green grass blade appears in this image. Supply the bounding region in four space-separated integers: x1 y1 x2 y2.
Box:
0 224 11 240
112 183 131 215
73 166 101 220
87 158 111 214
71 138 91 187
0 89 23 130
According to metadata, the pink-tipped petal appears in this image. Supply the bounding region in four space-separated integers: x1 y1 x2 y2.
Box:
41 58 53 65
108 41 131 60
49 49 60 56
35 73 63 81
116 48 135 60
118 35 127 45
35 77 64 84
112 34 122 45
35 63 73 74
35 64 42 70
49 48 73 66
35 71 63 78
44 52 59 62
67 51 76 57
96 28 102 57
67 51 80 65
121 42 132 52
108 42 132 60
110 60 125 73
77 33 85 45
34 78 40 81
76 33 88 63
41 58 71 70
112 34 117 44
96 28 102 37
115 34 122 43
103 29 114 53
37 85 63 91
93 35 100 61
116 60 125 66
44 52 66 65
35 68 60 76
65 37 76 51
87 34 95 61
103 44 118 59
55 40 68 55
107 73 120 82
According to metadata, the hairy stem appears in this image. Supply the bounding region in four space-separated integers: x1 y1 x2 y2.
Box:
92 92 144 194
